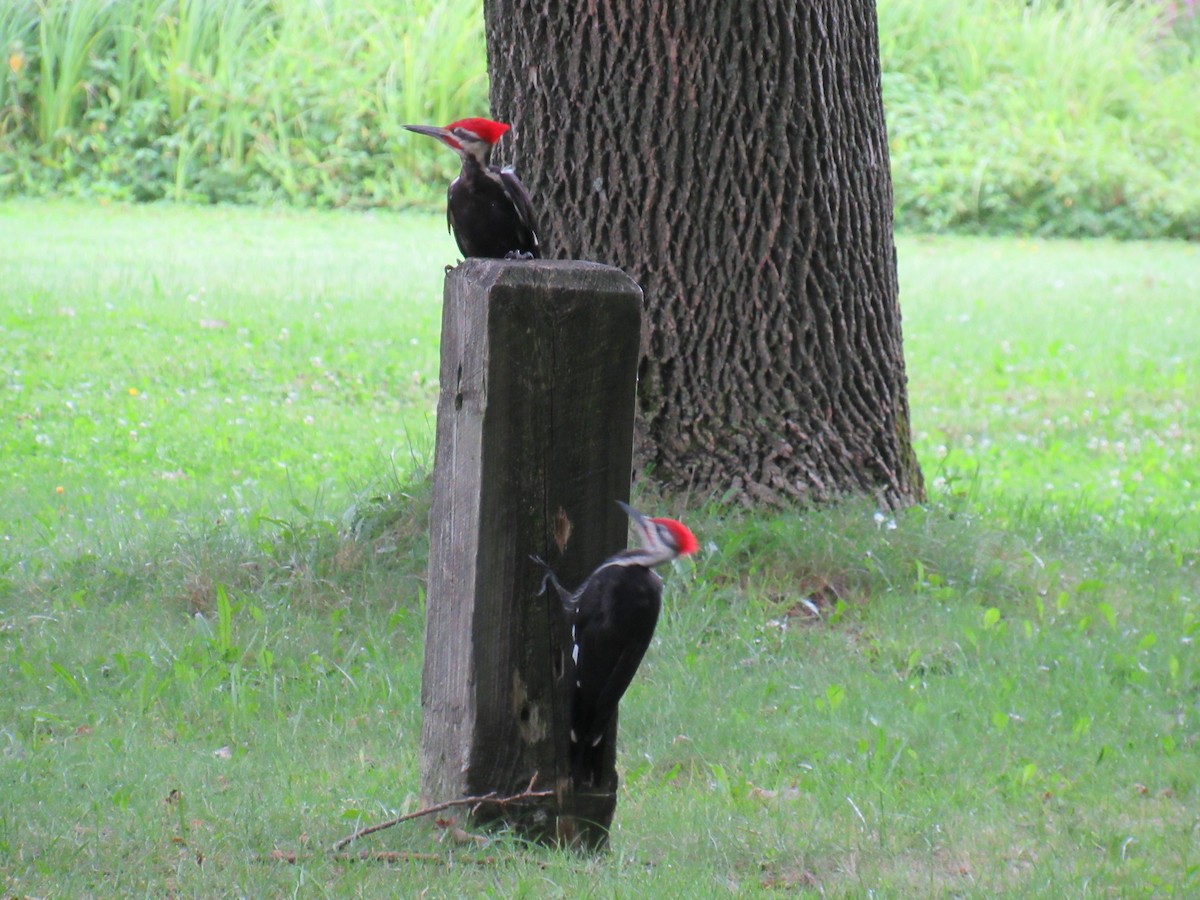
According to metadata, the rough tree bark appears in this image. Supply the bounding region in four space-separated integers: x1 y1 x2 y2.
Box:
483 1 923 507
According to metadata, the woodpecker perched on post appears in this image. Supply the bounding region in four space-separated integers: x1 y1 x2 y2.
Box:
403 117 540 260
538 501 699 786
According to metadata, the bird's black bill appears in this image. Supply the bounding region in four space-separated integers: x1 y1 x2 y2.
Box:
403 123 451 142
616 500 648 530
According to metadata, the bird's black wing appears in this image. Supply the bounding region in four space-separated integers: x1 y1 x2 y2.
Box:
578 640 654 747
497 167 541 258
570 567 660 747
446 179 457 236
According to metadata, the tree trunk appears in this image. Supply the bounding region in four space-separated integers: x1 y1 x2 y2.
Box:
483 1 923 507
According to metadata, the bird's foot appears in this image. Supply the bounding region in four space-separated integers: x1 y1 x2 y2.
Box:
504 250 536 260
529 554 554 596
529 554 572 604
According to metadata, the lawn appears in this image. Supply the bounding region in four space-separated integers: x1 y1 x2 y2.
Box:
1 200 1198 896
1 201 454 563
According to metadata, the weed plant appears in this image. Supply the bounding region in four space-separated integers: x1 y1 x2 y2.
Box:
1 202 1198 894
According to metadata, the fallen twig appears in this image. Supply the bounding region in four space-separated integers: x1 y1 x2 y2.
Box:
270 849 503 865
332 773 554 851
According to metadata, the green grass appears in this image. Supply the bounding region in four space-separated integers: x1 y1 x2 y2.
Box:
2 200 1199 896
902 236 1200 526
1 200 453 567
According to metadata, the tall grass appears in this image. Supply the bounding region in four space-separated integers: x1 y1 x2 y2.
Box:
0 0 487 204
2 0 1198 236
32 0 102 144
879 0 1200 237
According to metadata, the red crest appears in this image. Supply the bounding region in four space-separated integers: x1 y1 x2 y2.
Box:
652 519 699 556
447 117 511 145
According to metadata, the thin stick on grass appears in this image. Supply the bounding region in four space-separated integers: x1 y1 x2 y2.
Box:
332 773 554 851
272 849 507 865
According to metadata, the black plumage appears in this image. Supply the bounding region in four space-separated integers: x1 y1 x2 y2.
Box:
447 156 539 260
404 117 540 261
538 502 698 786
569 557 663 754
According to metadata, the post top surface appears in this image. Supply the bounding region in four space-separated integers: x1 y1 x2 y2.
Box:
448 258 643 300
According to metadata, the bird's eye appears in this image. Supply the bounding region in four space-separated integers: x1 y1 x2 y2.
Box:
657 524 676 548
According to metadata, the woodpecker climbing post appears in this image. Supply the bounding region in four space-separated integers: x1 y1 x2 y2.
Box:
420 259 642 848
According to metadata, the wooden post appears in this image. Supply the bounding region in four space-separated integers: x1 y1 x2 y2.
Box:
420 259 643 848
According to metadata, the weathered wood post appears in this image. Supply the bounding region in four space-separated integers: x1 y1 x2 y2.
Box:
420 259 643 848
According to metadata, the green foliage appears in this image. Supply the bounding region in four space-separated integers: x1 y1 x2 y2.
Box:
3 0 1200 236
2 203 1198 893
0 0 485 206
880 0 1200 238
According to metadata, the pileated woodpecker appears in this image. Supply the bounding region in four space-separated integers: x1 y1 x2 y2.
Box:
539 501 699 785
403 117 540 260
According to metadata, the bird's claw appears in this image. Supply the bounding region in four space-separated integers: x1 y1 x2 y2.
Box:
504 250 536 260
529 554 572 605
529 554 553 597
